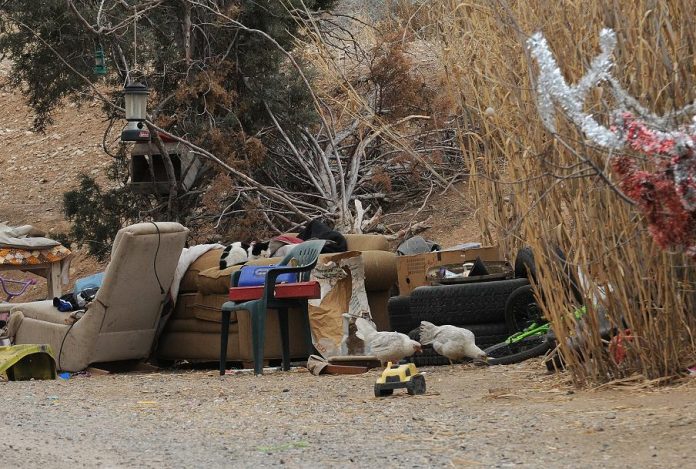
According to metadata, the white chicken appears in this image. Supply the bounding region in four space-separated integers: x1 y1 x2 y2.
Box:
419 321 487 363
355 317 421 364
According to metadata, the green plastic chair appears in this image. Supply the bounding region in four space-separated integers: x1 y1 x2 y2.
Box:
219 240 326 375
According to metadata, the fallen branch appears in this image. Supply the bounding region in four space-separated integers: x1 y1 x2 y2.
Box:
384 217 432 241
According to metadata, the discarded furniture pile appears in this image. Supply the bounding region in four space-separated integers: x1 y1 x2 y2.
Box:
0 218 578 381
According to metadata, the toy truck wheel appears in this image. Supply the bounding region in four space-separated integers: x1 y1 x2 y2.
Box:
374 384 394 397
407 374 426 395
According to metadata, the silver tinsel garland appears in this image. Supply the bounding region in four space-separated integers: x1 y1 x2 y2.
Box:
527 28 623 148
527 28 696 146
527 27 696 213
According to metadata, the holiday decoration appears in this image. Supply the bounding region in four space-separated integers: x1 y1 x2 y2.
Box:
528 28 696 257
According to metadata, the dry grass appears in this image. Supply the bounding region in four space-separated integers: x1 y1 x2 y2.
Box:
302 1 696 386
422 0 696 386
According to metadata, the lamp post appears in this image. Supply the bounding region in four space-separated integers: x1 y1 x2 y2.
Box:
120 82 150 142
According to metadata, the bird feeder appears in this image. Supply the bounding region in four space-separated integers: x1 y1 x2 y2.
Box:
120 82 150 142
93 47 107 75
129 138 202 194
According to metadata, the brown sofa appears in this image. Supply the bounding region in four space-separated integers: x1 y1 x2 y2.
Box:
155 234 396 365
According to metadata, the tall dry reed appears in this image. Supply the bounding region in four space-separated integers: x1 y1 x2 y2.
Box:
425 0 696 385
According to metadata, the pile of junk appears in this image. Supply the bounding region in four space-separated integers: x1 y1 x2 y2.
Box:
0 218 581 381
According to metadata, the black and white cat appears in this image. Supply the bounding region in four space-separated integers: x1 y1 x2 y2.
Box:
247 241 270 260
219 241 250 270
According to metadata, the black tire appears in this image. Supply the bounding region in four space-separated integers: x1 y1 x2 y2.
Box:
411 346 450 367
515 246 584 306
408 323 509 342
514 246 537 280
475 334 511 348
484 335 553 366
374 385 394 397
388 296 416 333
411 278 530 325
544 350 565 373
505 285 544 333
407 374 426 395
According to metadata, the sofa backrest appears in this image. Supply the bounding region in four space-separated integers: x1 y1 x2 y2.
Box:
343 234 389 252
95 222 188 334
284 233 389 252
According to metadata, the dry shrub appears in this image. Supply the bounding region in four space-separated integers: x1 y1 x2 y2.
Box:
201 173 234 216
204 127 238 165
174 62 237 115
422 0 696 385
368 35 432 119
369 167 393 192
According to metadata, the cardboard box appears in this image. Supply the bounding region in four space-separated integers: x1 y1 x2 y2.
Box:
396 246 502 295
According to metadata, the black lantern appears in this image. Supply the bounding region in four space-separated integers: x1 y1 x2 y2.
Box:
121 82 150 142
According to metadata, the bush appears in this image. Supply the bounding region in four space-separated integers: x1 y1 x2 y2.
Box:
62 174 141 261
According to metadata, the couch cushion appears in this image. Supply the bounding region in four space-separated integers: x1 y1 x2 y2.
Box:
180 249 224 293
193 293 239 323
197 257 277 295
172 292 198 320
156 330 241 361
285 233 389 252
360 250 397 291
164 318 239 334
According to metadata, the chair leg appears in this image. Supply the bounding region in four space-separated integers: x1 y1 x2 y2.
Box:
250 303 267 375
278 308 290 371
220 309 232 376
300 302 315 357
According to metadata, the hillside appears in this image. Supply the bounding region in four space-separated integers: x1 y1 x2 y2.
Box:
0 61 109 300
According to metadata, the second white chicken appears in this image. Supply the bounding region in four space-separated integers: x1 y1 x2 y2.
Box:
419 321 487 362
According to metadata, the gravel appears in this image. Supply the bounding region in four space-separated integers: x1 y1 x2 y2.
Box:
1 361 694 468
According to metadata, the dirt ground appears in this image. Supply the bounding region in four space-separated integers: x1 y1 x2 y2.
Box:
1 360 694 468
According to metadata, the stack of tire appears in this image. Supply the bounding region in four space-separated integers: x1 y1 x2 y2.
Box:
388 247 540 366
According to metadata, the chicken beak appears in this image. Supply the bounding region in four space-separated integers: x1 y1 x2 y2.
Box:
415 344 423 354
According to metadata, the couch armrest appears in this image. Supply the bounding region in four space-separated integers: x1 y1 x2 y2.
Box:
10 300 73 325
360 250 397 292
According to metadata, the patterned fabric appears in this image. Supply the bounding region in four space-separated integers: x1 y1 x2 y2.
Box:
0 245 71 266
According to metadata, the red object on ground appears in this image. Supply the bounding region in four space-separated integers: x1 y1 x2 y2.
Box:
609 329 633 364
229 281 321 302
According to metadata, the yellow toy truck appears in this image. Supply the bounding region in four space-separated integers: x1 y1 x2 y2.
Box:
374 362 426 397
